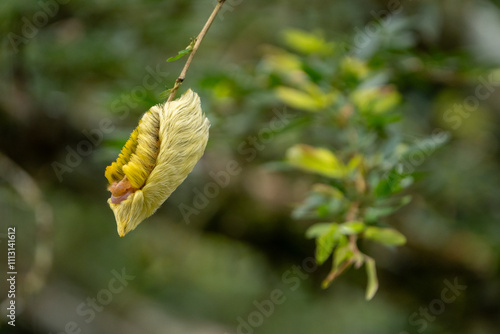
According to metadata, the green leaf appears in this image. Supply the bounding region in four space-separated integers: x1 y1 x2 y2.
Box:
333 241 352 270
339 57 369 81
351 86 401 115
322 238 351 289
276 87 319 111
347 154 363 173
286 144 346 178
339 221 365 235
305 222 335 239
293 185 344 220
167 39 195 62
315 224 340 265
159 88 173 100
365 207 398 222
375 169 413 197
312 183 344 199
316 201 340 218
282 29 335 55
293 193 326 220
365 195 412 222
364 227 407 246
276 86 337 112
261 47 303 73
364 256 378 300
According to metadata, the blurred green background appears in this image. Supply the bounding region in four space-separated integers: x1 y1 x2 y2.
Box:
1 0 500 333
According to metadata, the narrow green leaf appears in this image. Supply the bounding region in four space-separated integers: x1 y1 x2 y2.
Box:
351 86 401 115
364 226 407 246
261 48 303 73
293 184 345 220
305 222 335 239
346 154 363 173
339 221 365 235
293 193 325 220
275 84 338 112
167 39 196 62
286 144 346 178
276 86 322 111
375 169 410 197
340 57 369 81
312 183 344 199
282 29 335 55
365 256 378 300
167 48 192 62
322 237 350 288
365 195 412 222
315 224 339 265
333 242 352 270
159 88 173 100
365 207 398 222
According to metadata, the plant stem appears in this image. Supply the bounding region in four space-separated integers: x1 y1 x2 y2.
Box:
346 201 359 222
167 0 226 102
323 259 352 286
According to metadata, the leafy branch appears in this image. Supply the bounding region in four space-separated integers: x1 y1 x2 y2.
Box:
166 38 196 63
257 29 448 299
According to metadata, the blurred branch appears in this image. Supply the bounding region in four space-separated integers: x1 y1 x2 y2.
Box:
346 201 359 222
167 0 226 102
0 152 53 317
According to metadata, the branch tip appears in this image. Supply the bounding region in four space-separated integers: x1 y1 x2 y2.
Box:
167 0 226 102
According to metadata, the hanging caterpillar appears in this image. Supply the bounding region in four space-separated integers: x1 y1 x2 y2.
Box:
105 89 209 237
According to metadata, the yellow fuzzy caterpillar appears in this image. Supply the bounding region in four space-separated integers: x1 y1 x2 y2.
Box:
121 110 160 189
105 89 210 236
105 128 139 184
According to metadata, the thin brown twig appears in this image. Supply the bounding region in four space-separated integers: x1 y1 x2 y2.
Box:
345 201 359 222
323 258 352 284
167 0 226 102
